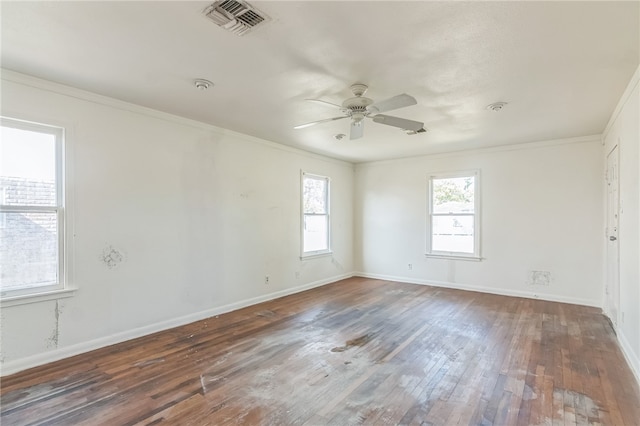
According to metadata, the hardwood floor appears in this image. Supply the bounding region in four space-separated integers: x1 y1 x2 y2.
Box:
1 278 639 425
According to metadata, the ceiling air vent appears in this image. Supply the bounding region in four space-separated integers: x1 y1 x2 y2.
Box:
203 0 270 36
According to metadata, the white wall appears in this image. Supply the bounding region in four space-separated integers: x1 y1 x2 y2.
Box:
0 72 354 374
602 66 640 381
355 137 604 307
1 68 633 383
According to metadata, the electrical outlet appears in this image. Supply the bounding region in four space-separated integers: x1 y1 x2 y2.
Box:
408 263 412 270
265 276 270 284
295 271 300 279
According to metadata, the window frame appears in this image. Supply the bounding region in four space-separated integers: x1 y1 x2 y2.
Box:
0 117 73 305
0 186 6 229
426 169 481 261
300 171 332 259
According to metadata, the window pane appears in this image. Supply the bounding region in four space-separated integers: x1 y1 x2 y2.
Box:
303 214 328 252
432 215 474 253
0 211 58 291
303 177 327 214
432 176 474 214
0 126 56 206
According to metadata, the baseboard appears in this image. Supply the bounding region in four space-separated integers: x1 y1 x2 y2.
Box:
0 273 354 377
354 272 602 308
616 327 640 388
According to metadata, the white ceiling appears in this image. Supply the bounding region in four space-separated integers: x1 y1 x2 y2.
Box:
1 1 638 163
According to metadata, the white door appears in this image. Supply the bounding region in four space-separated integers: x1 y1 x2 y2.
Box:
606 145 620 327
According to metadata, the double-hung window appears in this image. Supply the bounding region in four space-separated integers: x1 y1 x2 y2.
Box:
427 170 480 260
301 173 330 257
1 117 66 301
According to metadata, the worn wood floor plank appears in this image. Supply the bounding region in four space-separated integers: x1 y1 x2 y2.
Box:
1 278 639 425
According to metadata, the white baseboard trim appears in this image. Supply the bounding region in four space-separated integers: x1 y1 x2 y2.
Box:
616 327 640 388
354 272 602 308
0 273 353 377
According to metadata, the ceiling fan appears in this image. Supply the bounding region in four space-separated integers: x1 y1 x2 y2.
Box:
294 84 424 140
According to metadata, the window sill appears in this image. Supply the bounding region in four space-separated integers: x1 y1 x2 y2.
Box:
425 253 482 262
300 250 333 260
1 287 77 308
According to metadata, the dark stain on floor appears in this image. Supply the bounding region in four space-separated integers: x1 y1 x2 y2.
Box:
256 310 277 318
331 333 375 352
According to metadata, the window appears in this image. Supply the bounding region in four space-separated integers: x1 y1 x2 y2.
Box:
301 173 330 257
427 170 480 260
1 117 66 300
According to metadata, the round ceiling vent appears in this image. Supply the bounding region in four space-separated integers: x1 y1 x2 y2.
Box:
194 79 214 90
486 101 508 112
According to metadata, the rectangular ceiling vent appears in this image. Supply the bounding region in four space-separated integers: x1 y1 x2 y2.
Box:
203 0 270 36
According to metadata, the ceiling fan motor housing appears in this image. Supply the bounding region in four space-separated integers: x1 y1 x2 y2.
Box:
342 97 374 118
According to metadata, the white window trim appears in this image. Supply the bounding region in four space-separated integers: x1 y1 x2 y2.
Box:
0 117 69 304
0 186 6 228
425 169 482 261
1 288 76 308
300 171 332 259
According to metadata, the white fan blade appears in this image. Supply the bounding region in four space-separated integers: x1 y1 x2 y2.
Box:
367 94 417 114
350 121 364 140
372 114 423 131
294 116 348 129
305 99 344 109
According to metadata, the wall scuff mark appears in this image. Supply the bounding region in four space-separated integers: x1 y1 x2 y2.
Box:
528 270 552 286
101 245 125 269
331 258 343 271
46 301 60 349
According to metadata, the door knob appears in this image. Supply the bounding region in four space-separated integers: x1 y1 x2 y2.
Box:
609 236 617 241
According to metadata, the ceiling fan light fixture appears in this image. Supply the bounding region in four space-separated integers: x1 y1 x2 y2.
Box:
352 112 365 123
